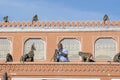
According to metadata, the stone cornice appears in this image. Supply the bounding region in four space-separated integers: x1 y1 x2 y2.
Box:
0 21 120 27
0 21 120 32
0 62 120 77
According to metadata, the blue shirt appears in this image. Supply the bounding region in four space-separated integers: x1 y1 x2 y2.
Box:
57 48 69 62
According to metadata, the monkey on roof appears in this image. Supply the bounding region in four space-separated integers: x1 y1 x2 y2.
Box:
103 14 109 24
3 16 9 22
32 14 39 23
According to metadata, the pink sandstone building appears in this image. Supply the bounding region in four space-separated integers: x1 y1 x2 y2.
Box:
0 21 120 80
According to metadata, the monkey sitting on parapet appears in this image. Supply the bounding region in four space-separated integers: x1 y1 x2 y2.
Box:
3 16 9 23
78 52 95 62
20 43 36 62
20 53 34 62
6 53 13 62
113 52 120 62
32 14 39 23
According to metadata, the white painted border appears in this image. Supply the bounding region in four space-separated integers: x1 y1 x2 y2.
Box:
12 78 100 80
112 79 120 80
0 27 120 32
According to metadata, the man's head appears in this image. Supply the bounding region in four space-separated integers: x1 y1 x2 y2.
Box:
57 43 63 50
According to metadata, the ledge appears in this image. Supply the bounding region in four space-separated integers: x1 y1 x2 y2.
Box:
0 21 120 32
0 62 120 77
0 21 120 27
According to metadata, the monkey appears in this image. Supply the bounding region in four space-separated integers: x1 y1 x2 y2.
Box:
27 43 36 61
20 54 28 62
27 50 34 61
20 51 34 62
3 16 9 23
20 43 36 62
6 53 13 62
32 14 39 23
53 49 60 62
78 52 95 62
103 14 109 24
113 52 120 62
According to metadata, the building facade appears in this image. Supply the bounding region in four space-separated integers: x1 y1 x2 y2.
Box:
0 21 120 80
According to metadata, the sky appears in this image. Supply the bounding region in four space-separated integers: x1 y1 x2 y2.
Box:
0 0 120 22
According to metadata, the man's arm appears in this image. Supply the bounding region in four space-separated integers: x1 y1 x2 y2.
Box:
60 49 68 57
61 52 67 57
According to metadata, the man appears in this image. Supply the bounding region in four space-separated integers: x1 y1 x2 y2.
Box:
56 43 69 62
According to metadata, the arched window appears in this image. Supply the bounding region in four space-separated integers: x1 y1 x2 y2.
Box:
24 38 46 60
60 38 80 60
0 38 11 60
95 38 116 60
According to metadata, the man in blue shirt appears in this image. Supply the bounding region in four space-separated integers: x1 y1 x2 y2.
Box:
56 43 69 62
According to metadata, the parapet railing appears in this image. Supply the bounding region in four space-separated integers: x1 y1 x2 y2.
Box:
0 21 120 32
0 62 120 77
0 21 120 28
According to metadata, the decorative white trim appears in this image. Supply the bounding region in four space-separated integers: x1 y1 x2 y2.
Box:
12 78 100 80
0 26 120 32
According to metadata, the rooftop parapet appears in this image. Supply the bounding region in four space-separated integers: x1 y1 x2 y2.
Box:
0 21 120 32
0 62 120 77
0 21 120 27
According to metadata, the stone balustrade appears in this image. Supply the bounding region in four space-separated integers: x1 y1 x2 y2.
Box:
0 62 120 77
0 21 120 32
0 21 120 28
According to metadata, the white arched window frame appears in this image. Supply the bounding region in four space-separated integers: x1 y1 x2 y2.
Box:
94 38 117 60
0 38 11 60
60 38 81 60
24 38 46 60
